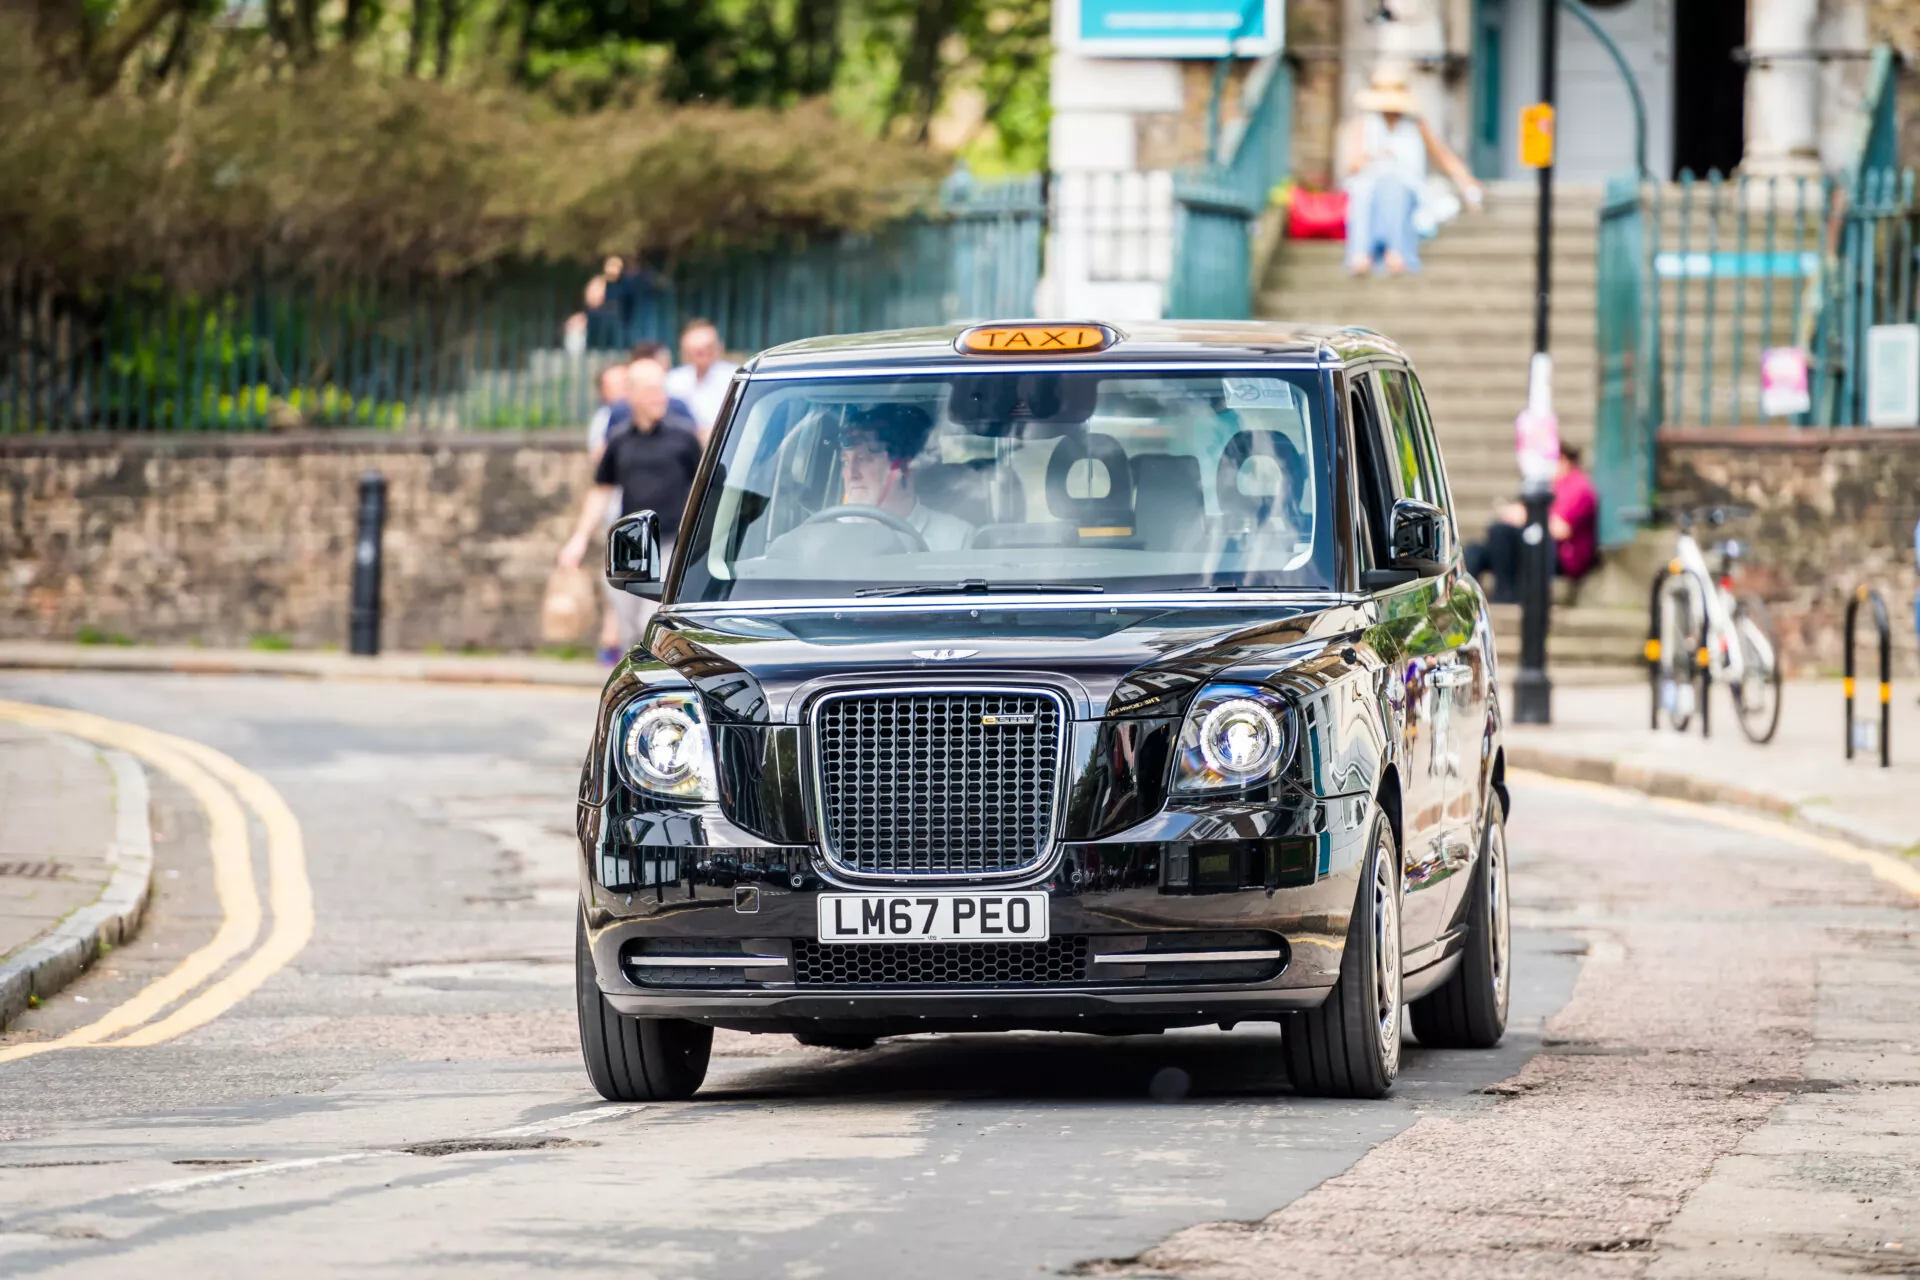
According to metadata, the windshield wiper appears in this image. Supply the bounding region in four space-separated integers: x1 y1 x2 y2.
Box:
854 579 1106 598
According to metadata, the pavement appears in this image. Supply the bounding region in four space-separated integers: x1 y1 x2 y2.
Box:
1507 678 1920 855
0 720 151 1027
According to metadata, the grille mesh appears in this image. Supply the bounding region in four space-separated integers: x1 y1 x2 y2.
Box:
794 937 1089 987
814 690 1061 876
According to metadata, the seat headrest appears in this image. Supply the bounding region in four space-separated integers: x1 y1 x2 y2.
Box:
1044 433 1134 536
1217 431 1306 524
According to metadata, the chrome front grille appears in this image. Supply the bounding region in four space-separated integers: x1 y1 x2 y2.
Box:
812 689 1063 878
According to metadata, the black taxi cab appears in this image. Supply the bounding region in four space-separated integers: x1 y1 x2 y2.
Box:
574 320 1512 1101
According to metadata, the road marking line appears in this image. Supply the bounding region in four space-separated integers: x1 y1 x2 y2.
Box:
111 736 312 1046
484 1104 648 1138
121 1107 648 1199
0 702 262 1064
139 1152 381 1196
1513 767 1920 901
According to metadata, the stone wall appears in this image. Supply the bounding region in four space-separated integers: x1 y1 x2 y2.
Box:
1660 429 1920 677
1286 0 1344 190
1 433 594 653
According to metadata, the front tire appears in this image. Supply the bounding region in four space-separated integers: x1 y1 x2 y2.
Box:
1410 793 1511 1048
576 916 712 1101
1731 595 1783 745
1283 811 1402 1099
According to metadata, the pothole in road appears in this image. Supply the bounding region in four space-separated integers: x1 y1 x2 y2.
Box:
397 1137 598 1157
1734 1077 1852 1094
171 1158 263 1167
382 959 572 993
1577 1237 1653 1254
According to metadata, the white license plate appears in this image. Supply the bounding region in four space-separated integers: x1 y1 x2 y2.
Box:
816 893 1049 944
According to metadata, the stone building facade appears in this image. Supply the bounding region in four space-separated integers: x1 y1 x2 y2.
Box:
1287 0 1910 188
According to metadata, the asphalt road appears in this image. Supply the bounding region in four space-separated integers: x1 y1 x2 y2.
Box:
0 672 1912 1279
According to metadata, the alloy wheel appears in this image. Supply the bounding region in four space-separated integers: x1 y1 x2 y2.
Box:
1373 839 1402 1071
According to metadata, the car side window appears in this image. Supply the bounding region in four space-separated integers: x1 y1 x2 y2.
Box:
1404 373 1459 544
1374 369 1434 507
1347 373 1393 568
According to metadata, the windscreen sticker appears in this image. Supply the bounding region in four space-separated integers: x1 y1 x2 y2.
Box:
1222 377 1300 409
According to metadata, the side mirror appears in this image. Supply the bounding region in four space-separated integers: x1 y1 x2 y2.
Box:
1388 498 1452 575
607 510 663 600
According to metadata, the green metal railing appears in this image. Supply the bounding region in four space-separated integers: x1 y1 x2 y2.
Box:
1590 46 1912 540
1 173 1043 433
1167 49 1293 319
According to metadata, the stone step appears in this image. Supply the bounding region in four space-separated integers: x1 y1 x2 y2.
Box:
1489 603 1648 670
1258 306 1601 338
1269 262 1601 288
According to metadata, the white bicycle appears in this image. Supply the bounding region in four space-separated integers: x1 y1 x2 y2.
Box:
1652 506 1783 744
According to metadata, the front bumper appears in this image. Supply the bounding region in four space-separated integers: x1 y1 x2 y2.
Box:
581 795 1372 1033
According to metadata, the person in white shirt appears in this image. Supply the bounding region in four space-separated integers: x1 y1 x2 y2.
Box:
664 318 738 443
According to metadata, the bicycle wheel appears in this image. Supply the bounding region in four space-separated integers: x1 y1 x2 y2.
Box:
1730 594 1783 744
1656 578 1700 732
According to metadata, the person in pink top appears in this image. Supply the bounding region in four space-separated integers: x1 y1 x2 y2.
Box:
1467 443 1599 602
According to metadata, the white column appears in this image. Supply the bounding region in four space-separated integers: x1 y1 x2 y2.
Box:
1746 0 1822 175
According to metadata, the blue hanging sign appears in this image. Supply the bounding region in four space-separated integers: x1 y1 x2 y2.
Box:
1063 0 1284 58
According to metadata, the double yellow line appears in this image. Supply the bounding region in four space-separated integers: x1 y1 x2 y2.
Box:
0 701 312 1063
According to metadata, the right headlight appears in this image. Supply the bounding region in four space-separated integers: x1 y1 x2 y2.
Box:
1171 683 1297 793
615 691 718 801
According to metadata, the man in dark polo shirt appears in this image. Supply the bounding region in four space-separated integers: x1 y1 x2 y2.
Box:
559 358 704 652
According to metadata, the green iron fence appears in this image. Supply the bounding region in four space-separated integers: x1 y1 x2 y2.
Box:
1591 45 1906 541
1 171 1043 433
1166 52 1293 319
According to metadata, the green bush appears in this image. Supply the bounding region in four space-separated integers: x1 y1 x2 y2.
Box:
0 32 944 295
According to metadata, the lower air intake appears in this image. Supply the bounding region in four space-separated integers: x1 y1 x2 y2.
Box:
793 937 1089 987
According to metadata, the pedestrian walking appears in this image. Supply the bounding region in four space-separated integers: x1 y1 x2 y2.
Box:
629 340 697 426
665 318 738 443
559 359 704 655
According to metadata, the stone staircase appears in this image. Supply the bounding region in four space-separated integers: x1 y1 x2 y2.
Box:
1258 180 1645 678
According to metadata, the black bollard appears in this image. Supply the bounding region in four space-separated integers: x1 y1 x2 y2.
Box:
349 471 386 656
1844 585 1892 768
1513 486 1555 724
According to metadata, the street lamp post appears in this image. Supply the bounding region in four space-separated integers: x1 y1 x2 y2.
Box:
1513 0 1559 725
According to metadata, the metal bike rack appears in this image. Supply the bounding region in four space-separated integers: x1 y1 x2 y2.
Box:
1844 586 1892 768
1646 568 1665 730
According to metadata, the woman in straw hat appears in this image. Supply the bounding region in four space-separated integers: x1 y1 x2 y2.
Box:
1344 66 1484 276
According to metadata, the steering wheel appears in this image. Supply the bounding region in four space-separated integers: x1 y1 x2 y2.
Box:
800 505 931 552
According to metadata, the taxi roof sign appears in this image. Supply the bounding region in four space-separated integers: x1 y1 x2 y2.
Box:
957 323 1117 355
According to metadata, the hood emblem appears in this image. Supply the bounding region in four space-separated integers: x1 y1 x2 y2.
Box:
911 648 979 661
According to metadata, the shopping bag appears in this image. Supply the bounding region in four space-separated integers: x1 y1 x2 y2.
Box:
539 565 599 644
1287 189 1348 240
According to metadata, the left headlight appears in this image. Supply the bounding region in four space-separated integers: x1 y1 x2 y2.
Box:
1171 683 1297 793
615 691 718 801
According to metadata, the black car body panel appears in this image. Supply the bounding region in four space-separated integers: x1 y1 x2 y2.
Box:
575 321 1505 1036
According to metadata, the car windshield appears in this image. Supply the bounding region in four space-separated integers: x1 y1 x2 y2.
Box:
675 367 1336 603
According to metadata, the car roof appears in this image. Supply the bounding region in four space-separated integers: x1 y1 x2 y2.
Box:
742 320 1409 373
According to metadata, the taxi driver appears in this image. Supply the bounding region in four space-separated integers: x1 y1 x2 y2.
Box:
834 404 972 552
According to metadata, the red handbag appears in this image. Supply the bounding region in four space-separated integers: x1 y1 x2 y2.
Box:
1287 189 1349 240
